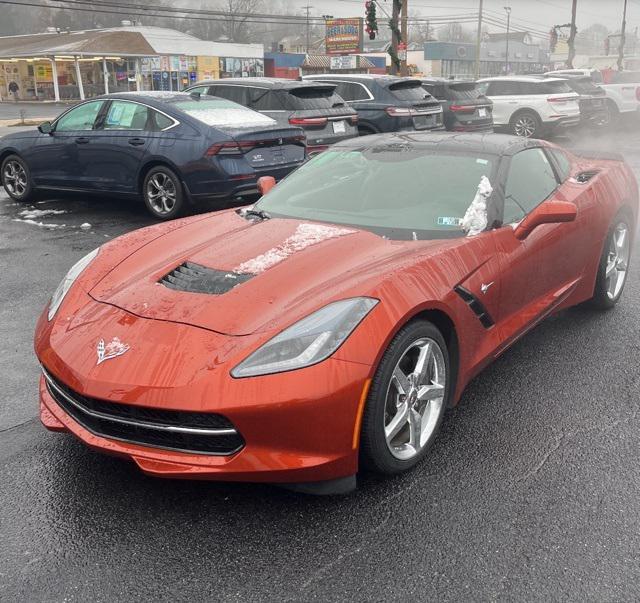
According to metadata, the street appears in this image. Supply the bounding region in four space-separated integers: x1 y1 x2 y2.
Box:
1 125 639 601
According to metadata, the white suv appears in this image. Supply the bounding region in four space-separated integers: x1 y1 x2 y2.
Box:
477 76 580 138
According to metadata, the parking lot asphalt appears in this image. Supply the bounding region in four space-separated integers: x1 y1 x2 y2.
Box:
1 124 640 601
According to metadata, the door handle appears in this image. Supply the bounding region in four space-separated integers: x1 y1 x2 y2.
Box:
128 138 146 146
75 137 90 144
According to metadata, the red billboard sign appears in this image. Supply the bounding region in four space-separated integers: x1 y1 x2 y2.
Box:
325 18 364 55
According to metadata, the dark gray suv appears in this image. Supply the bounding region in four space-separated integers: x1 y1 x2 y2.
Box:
302 74 443 135
185 78 358 156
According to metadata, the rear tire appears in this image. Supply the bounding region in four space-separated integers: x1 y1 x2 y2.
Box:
142 165 185 220
589 211 632 309
1 154 34 202
360 320 451 475
509 110 541 138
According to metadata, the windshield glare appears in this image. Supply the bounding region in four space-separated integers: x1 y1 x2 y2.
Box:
256 147 495 239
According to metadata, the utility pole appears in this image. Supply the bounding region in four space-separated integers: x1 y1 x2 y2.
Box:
618 0 628 71
566 0 577 68
390 0 401 75
504 6 511 74
400 0 408 76
474 0 484 79
304 4 313 54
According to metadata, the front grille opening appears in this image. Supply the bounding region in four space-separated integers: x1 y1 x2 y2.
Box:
159 261 253 294
575 169 600 183
44 369 244 456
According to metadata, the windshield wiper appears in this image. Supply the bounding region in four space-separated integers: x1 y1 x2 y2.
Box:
240 208 272 221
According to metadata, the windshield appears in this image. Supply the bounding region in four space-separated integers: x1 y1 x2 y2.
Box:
172 97 275 128
447 82 485 100
256 146 496 239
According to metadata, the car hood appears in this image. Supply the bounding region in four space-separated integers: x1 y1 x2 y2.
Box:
89 210 448 336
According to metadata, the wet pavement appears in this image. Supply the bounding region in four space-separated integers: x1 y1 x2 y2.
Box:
1 125 640 601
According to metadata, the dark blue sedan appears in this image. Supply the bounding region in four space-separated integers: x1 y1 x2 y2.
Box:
0 92 306 219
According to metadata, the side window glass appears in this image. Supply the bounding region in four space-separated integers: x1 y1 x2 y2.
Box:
477 82 489 95
248 89 281 111
187 86 208 95
148 109 174 131
55 101 104 131
334 82 354 101
213 85 248 105
548 148 572 181
504 149 559 223
103 101 148 130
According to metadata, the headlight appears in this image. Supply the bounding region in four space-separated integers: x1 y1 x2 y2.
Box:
231 297 378 378
48 247 100 321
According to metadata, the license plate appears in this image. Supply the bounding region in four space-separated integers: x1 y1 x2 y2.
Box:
479 108 487 117
413 114 435 128
332 120 346 134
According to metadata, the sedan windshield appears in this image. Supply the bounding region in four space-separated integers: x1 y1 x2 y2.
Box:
256 145 496 239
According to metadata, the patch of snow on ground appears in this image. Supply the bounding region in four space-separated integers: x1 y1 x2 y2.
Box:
19 209 67 219
80 222 91 229
235 223 355 274
13 218 66 229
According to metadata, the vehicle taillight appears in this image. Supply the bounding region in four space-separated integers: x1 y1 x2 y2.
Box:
288 116 328 126
547 96 575 103
385 106 413 117
205 136 305 157
449 104 476 113
349 114 358 125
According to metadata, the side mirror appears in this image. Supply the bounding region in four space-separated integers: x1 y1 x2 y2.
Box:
514 200 577 240
257 176 276 196
38 121 53 134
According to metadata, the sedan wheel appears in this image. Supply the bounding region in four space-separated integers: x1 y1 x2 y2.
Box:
589 213 632 309
511 112 539 138
2 155 33 202
360 320 450 475
605 222 630 300
384 337 446 461
142 166 184 220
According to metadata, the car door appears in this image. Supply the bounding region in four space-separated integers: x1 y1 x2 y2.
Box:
493 147 584 342
29 100 106 189
483 81 522 127
87 100 154 193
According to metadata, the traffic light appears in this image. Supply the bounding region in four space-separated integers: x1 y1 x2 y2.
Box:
365 0 378 40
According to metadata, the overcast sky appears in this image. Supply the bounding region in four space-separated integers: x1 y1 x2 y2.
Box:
287 0 637 35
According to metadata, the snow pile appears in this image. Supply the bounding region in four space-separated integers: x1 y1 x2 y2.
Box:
80 223 91 229
461 176 492 237
13 218 66 229
235 223 355 274
19 208 66 219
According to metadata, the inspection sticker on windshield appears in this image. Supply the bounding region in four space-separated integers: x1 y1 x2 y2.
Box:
437 217 462 226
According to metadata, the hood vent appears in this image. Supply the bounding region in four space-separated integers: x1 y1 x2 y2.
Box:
159 262 253 294
575 169 600 183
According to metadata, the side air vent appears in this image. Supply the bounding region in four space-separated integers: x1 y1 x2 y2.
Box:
575 169 600 183
454 285 495 329
159 262 253 294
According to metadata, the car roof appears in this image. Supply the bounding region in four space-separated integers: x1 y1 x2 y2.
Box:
420 77 476 84
188 77 336 90
305 74 417 85
102 91 193 104
333 131 540 157
478 75 565 83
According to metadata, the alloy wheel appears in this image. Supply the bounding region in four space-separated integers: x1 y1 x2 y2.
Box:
605 222 630 300
384 337 446 461
3 160 28 197
513 116 536 137
146 172 177 215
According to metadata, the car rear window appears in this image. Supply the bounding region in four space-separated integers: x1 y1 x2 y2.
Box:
446 82 485 101
538 80 573 94
388 81 431 101
286 86 337 110
171 98 275 128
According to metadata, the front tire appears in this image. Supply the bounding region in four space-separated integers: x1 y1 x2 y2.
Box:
589 212 632 309
360 320 450 475
142 166 185 220
1 154 34 202
509 111 541 138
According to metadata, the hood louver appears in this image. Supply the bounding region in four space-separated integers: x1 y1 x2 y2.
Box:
159 262 253 294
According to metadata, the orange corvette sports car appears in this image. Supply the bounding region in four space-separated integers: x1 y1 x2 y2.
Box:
35 133 637 494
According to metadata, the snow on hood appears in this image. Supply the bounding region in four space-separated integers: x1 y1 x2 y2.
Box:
234 223 356 274
461 175 492 237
